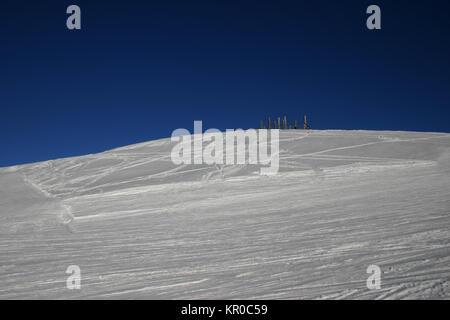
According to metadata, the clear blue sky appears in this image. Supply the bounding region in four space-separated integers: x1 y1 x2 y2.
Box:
1 0 450 166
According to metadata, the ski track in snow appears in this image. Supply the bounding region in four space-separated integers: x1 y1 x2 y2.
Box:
0 130 449 299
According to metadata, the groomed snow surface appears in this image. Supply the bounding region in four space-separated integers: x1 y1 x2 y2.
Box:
0 130 449 299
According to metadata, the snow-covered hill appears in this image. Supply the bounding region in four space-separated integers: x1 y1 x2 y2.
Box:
1 130 449 299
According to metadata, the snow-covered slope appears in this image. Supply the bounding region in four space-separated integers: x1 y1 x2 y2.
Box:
1 130 449 299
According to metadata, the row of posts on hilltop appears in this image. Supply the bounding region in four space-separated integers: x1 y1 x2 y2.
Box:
260 115 311 130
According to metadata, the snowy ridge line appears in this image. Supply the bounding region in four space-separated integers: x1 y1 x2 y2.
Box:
11 130 449 200
62 159 435 203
